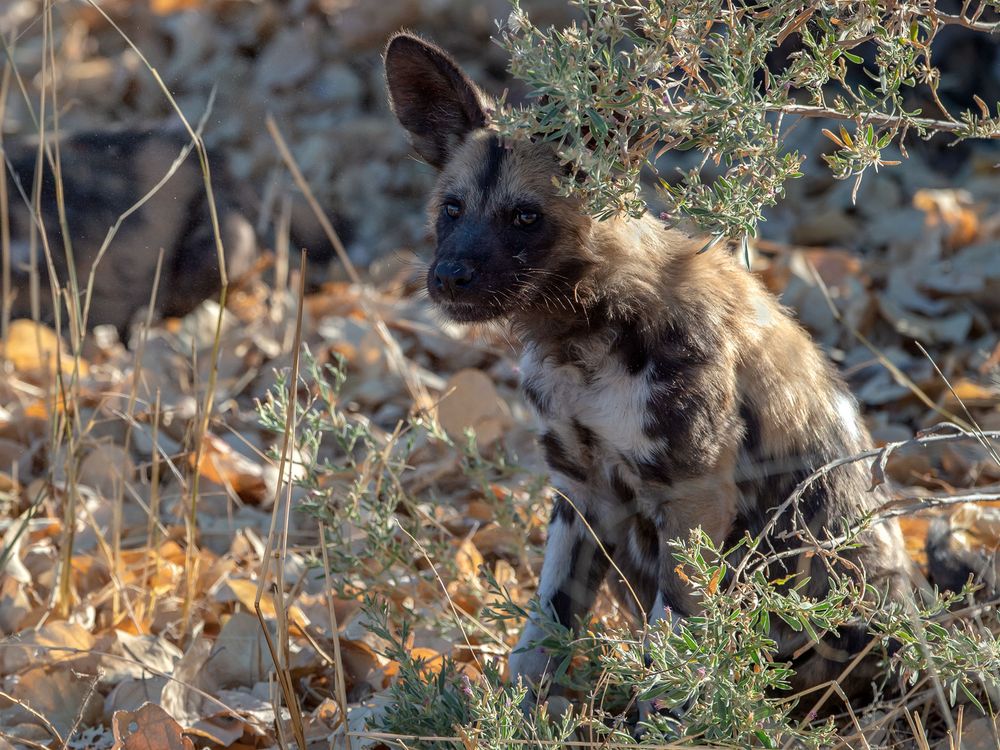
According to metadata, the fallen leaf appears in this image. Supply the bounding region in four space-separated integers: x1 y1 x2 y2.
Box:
0 620 97 675
454 538 484 580
898 515 931 568
192 434 268 504
0 575 31 634
338 637 384 691
955 714 1000 750
209 612 275 688
8 666 102 739
471 524 523 561
159 638 219 728
104 677 169 717
111 702 194 750
1 319 89 377
409 646 445 677
952 504 1000 548
436 369 512 447
913 188 980 249
940 379 1000 410
103 631 183 682
0 438 28 478
79 443 135 500
218 577 309 630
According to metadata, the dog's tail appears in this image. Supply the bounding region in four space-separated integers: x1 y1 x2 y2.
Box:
925 513 999 600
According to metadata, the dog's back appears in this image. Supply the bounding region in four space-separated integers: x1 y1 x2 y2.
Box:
3 130 255 338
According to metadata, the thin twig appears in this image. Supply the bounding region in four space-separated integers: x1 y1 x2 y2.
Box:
265 114 433 413
255 251 309 750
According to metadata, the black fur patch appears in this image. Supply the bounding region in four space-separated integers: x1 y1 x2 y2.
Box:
628 517 660 566
616 322 649 375
658 578 693 618
573 419 598 450
635 458 672 485
550 536 612 628
478 136 508 193
722 510 753 551
550 496 577 526
739 403 762 455
541 431 587 482
632 320 731 479
609 468 637 506
522 380 551 416
786 620 872 666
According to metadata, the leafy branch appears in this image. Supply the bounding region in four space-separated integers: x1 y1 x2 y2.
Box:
496 0 1000 239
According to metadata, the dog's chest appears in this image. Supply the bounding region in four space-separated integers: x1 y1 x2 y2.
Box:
519 342 660 489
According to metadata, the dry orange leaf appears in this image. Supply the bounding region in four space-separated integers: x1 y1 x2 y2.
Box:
465 499 495 523
445 582 483 616
158 540 188 567
913 188 980 249
338 637 384 688
898 515 931 568
111 703 194 750
471 524 522 559
191 433 268 503
454 538 484 579
941 379 999 410
9 667 102 737
304 283 360 320
223 577 309 630
952 504 1000 548
706 567 723 596
410 646 446 678
149 0 204 14
1 319 89 377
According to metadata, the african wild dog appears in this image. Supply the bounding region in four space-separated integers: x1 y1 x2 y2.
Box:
384 32 917 712
2 130 256 340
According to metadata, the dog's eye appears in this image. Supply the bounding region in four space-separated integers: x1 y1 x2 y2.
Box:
514 209 539 227
444 201 462 219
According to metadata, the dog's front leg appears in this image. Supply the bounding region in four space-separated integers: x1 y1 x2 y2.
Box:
636 487 738 733
509 493 611 702
636 588 690 732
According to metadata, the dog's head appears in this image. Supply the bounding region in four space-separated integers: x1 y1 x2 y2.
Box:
385 32 592 323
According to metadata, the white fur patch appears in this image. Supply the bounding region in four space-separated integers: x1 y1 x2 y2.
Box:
520 341 659 462
835 392 861 443
537 516 577 604
510 514 580 689
753 297 774 328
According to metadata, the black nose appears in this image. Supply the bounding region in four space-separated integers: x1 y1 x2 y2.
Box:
433 260 474 298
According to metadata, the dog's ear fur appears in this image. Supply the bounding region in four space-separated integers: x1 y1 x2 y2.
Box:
384 31 491 168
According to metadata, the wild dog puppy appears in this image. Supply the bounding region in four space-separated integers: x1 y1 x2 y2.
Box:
2 130 255 340
384 32 915 712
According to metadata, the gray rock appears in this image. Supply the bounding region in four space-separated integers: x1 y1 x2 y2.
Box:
310 64 364 108
255 23 320 90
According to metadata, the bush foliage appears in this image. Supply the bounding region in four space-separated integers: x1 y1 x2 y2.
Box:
261 354 1000 747
497 0 1000 242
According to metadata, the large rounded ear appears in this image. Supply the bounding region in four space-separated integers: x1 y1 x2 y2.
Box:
385 32 491 169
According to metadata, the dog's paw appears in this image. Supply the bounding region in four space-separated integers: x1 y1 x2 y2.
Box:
508 630 556 713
